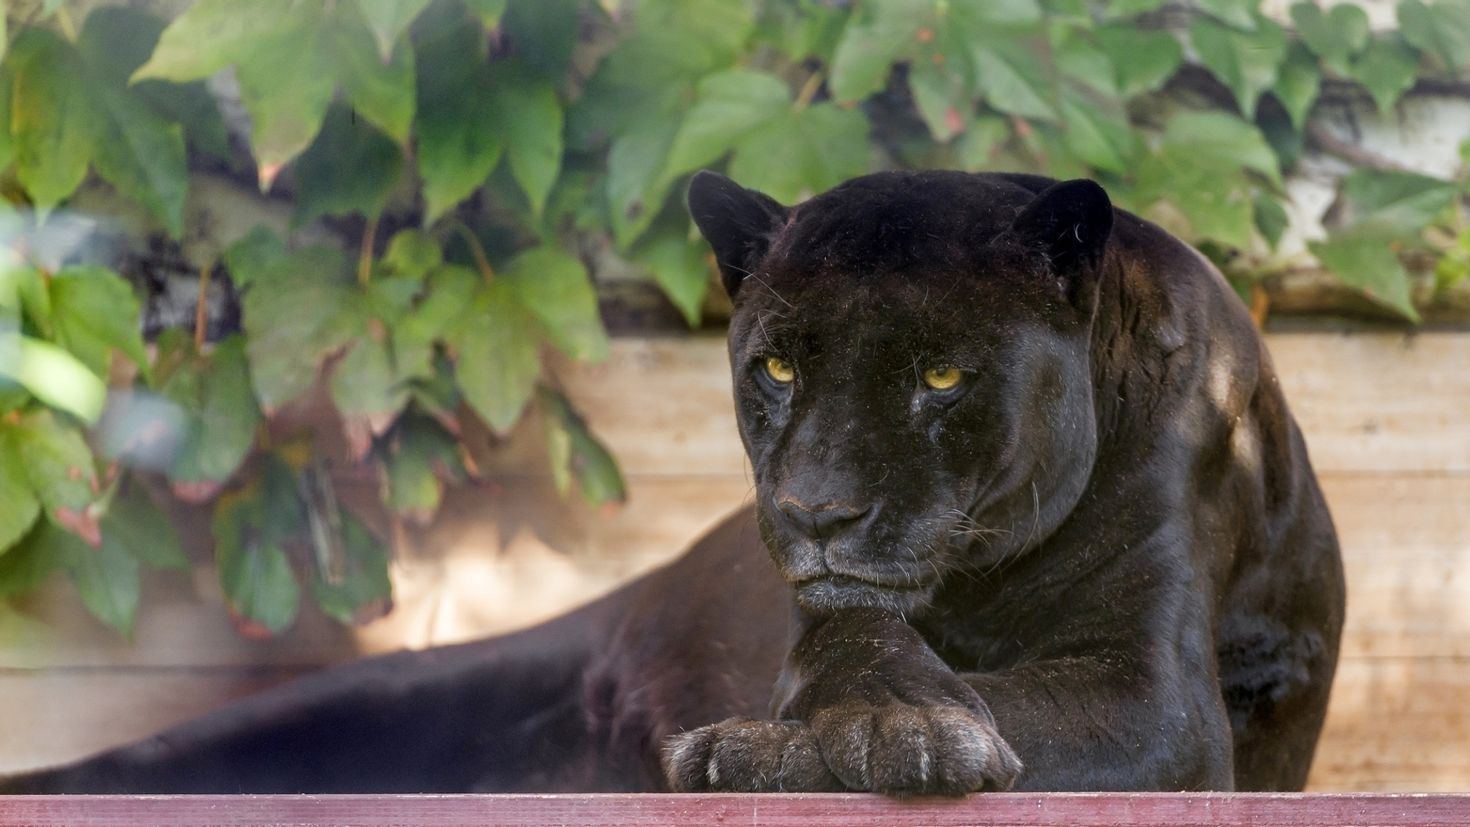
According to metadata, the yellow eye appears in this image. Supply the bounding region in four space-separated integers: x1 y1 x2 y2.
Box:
922 365 963 390
764 356 795 384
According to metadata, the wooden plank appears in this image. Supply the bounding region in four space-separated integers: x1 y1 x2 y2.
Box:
1310 657 1470 792
1325 475 1470 660
1269 333 1470 475
0 670 302 775
0 654 1463 790
5 471 1464 666
482 336 747 478
1 333 1467 790
0 477 755 669
468 334 1470 478
2 793 1470 827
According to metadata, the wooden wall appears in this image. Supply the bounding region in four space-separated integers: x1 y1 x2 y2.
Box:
0 332 1466 792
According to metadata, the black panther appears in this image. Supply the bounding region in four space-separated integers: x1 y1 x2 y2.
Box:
1 170 1343 795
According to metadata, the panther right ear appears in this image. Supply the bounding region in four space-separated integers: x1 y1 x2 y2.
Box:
687 171 789 297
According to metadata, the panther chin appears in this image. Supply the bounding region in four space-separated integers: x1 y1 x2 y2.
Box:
792 575 935 617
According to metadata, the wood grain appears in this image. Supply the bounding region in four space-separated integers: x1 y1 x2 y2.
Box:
2 793 1470 827
461 333 1470 478
3 473 1462 666
0 333 1466 790
0 670 303 775
1312 658 1470 792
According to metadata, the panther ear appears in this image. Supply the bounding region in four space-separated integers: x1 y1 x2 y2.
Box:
687 171 789 297
1004 179 1114 297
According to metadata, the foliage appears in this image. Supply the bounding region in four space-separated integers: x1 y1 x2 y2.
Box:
1 0 1469 635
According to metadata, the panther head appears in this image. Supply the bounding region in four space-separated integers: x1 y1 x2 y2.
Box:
689 170 1115 617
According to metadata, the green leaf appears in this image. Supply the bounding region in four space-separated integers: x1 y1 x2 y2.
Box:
728 103 871 204
1190 16 1287 119
1133 111 1280 248
1058 88 1137 174
1339 169 1458 239
1162 110 1283 186
1309 228 1419 321
354 0 430 60
636 228 710 327
1196 0 1257 29
637 0 756 69
1 410 98 516
242 247 360 412
1435 230 1470 290
954 115 1012 171
0 440 41 553
1350 35 1421 114
233 4 338 187
311 512 392 626
1053 25 1118 99
607 119 682 249
450 281 542 433
402 264 480 345
164 336 262 486
292 105 404 226
1398 0 1470 73
384 413 463 523
365 276 426 324
1095 25 1182 99
1102 0 1166 18
213 460 304 636
539 387 626 506
332 3 418 144
74 7 164 87
492 61 564 217
1272 43 1322 131
48 266 149 379
0 521 65 598
1254 193 1290 249
330 337 410 424
1291 2 1370 76
463 0 508 27
0 262 50 337
501 0 582 80
0 65 14 173
909 57 970 142
2 337 107 423
969 32 1058 121
414 21 503 221
136 80 234 165
501 246 609 362
75 8 190 236
383 230 443 281
8 30 94 211
829 0 925 103
567 27 715 149
101 481 188 571
662 69 792 179
754 0 848 64
86 89 189 238
222 226 288 291
973 0 1045 26
61 524 141 634
133 0 296 82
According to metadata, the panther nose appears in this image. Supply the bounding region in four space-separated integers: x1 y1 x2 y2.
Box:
774 497 871 541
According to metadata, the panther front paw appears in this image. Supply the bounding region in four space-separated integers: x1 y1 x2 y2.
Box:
661 718 843 792
811 703 1023 796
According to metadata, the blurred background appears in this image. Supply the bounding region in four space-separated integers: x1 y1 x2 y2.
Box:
0 0 1467 792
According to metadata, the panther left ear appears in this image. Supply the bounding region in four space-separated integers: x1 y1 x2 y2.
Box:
1004 178 1114 292
687 171 790 298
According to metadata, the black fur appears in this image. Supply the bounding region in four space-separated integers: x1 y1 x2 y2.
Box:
2 171 1343 795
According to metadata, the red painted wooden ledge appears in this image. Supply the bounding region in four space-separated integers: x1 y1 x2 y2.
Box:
1 793 1467 826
